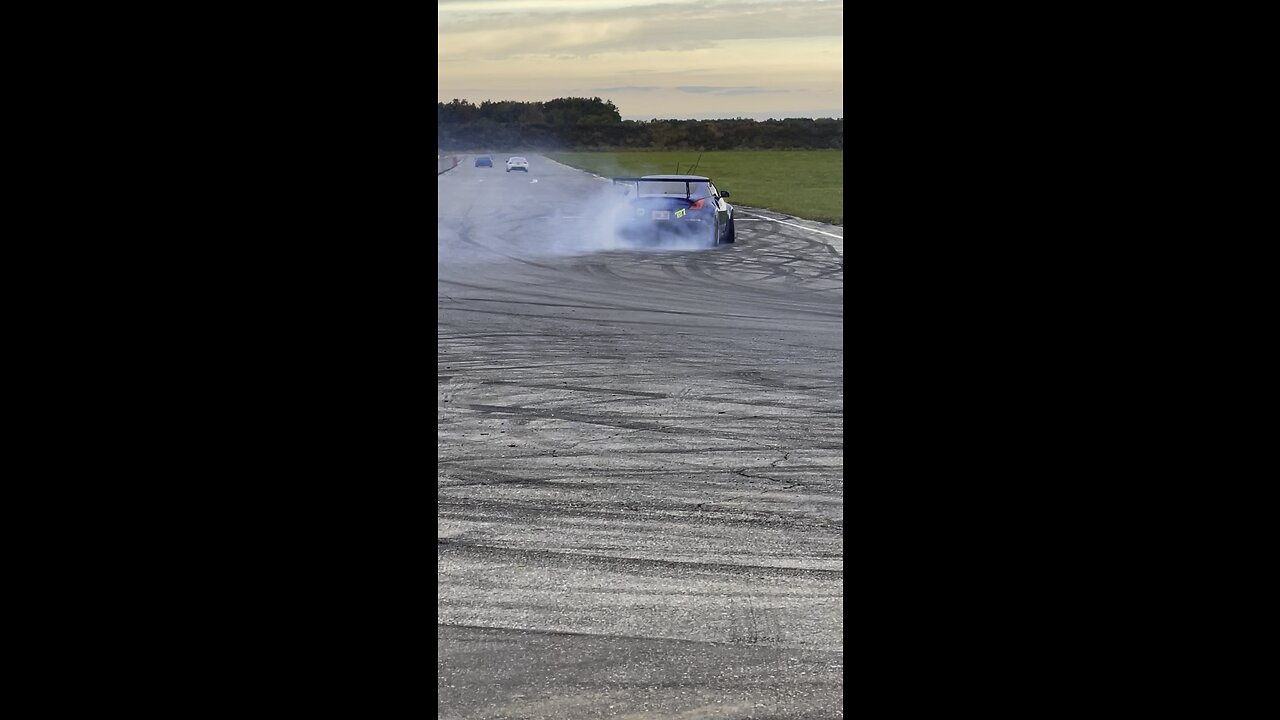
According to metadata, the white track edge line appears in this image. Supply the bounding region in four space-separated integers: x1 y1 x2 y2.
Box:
738 211 843 239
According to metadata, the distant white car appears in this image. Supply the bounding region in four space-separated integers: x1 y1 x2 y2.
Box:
506 156 529 173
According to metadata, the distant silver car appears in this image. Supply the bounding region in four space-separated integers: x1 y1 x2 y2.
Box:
506 156 529 173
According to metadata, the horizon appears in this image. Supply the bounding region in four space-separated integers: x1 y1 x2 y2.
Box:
438 0 843 122
439 97 843 123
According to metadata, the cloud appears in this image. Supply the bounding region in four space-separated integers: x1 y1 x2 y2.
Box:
439 1 842 120
720 87 790 95
674 86 789 95
438 1 843 60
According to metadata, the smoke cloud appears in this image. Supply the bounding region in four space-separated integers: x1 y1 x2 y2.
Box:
438 156 722 270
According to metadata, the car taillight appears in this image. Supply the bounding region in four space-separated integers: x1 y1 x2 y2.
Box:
689 199 705 210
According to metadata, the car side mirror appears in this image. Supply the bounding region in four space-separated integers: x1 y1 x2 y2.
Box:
720 190 731 198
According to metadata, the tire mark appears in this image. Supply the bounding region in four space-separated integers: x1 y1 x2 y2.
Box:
438 537 843 579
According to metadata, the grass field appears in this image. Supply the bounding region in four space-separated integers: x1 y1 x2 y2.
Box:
544 151 843 225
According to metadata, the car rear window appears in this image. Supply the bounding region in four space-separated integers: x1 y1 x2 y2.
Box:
638 181 689 196
636 181 709 197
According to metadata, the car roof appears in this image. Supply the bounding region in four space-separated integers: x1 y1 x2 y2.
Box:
640 174 709 180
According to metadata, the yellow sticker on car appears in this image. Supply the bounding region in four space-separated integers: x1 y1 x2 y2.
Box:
675 208 686 218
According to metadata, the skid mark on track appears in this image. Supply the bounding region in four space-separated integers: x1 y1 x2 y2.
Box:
728 594 785 645
438 537 842 579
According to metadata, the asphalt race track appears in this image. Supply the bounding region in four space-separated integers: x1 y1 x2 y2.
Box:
438 154 844 719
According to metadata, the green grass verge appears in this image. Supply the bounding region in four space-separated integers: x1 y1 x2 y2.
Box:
544 151 843 225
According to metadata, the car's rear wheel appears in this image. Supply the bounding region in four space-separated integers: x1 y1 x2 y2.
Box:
714 218 735 245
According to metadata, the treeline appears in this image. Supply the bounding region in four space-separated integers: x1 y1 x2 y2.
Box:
438 97 842 151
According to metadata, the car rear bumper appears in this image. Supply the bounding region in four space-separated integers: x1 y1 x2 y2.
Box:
615 216 712 237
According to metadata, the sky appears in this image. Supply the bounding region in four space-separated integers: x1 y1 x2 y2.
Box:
438 0 842 121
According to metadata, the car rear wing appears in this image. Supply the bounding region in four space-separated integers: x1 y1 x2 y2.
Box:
612 177 700 184
611 177 705 198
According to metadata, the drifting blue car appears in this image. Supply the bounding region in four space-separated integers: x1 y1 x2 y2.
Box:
474 155 493 168
611 175 736 246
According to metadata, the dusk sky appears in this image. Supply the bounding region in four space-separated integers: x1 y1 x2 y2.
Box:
438 0 843 121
